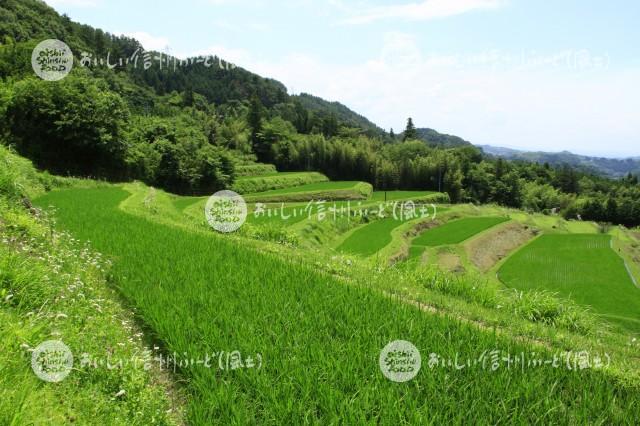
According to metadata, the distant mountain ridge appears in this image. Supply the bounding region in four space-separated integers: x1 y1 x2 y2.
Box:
400 128 473 148
479 145 640 178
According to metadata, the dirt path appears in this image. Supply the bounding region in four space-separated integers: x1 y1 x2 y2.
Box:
466 223 537 272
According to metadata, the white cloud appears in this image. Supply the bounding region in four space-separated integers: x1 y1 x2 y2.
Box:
341 0 506 25
118 31 170 51
201 35 640 157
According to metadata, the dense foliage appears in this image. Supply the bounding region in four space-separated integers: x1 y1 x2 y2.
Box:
0 0 638 224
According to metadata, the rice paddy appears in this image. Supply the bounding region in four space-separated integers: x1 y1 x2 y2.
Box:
498 234 640 331
413 217 510 247
33 187 640 423
338 208 450 257
337 217 406 256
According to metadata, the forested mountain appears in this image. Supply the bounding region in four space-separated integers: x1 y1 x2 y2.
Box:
412 128 473 148
480 145 640 178
292 93 386 138
1 0 640 227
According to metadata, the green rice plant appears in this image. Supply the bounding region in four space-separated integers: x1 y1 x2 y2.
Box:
338 217 411 256
34 187 640 424
413 216 510 247
498 234 640 331
173 195 203 212
339 206 451 257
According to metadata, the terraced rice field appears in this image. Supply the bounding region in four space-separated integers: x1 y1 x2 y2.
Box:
337 217 406 256
406 217 509 263
498 234 640 331
338 208 450 257
413 217 510 247
172 195 203 212
33 187 640 423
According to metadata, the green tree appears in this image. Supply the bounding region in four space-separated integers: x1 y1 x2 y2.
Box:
5 74 130 179
322 113 339 138
248 94 269 161
403 117 417 141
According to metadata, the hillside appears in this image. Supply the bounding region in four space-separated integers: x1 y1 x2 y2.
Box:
480 145 640 178
412 127 473 148
292 93 386 138
2 0 640 227
1 0 640 423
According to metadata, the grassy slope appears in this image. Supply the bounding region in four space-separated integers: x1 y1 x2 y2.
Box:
231 172 329 194
498 234 640 331
369 191 438 201
244 181 373 202
249 181 363 195
34 187 640 424
0 147 179 425
235 164 277 177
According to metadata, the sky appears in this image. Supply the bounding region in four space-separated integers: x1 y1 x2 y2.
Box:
45 0 640 158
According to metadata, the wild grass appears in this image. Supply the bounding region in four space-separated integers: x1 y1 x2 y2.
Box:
231 171 328 194
0 146 179 424
370 191 449 203
34 186 640 423
235 164 277 177
244 181 373 202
